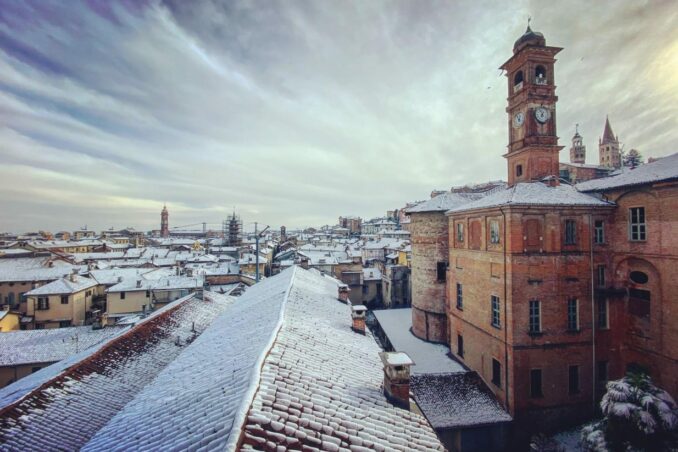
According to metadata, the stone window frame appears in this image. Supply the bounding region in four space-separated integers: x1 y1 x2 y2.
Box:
456 283 463 310
596 265 606 288
61 295 69 305
594 220 605 244
628 207 646 241
491 295 501 329
455 222 465 245
564 219 577 246
489 219 501 245
37 297 49 311
567 298 579 332
597 298 609 329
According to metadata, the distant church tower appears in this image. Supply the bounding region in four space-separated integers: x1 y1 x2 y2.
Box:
599 116 621 169
570 124 586 164
500 24 563 186
160 204 169 238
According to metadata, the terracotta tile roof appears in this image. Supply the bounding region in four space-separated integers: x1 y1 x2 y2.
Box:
0 293 232 450
239 268 444 451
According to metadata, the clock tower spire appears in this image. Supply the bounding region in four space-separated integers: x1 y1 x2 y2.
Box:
500 24 563 186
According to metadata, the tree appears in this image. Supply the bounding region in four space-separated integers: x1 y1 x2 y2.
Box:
582 372 678 451
623 149 644 168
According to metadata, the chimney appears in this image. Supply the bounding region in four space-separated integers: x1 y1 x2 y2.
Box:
136 279 142 288
117 276 123 283
378 352 415 410
338 284 350 303
69 272 77 282
300 257 309 270
351 305 367 334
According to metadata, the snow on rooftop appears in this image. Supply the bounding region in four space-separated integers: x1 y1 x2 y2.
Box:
446 181 613 214
406 191 482 213
0 293 232 450
83 285 272 451
106 275 202 292
240 268 443 450
577 152 678 192
25 275 97 296
363 267 382 280
410 373 512 429
381 351 415 366
373 308 465 374
0 325 127 367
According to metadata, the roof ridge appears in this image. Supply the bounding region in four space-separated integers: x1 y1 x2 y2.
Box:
226 266 298 452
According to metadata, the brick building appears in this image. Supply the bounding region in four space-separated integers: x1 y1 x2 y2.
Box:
408 23 678 441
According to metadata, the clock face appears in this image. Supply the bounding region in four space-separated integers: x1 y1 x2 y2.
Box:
535 107 550 123
513 112 525 128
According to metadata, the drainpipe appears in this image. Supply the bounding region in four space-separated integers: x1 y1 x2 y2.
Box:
500 207 509 412
589 214 596 413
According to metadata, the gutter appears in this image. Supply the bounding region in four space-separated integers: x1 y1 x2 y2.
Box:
500 207 509 413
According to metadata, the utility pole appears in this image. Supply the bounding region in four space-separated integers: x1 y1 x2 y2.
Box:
254 222 269 282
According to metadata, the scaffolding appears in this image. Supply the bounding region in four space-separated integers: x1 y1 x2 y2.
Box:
223 211 243 246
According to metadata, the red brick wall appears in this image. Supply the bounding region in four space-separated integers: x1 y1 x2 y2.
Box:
409 212 448 342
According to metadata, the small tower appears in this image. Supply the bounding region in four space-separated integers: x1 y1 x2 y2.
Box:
599 116 621 169
280 225 287 242
570 124 586 164
160 204 169 238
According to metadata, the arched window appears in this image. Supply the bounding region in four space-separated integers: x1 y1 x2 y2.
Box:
514 71 524 90
535 65 547 84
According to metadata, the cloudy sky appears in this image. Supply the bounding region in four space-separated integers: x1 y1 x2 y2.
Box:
1 0 676 233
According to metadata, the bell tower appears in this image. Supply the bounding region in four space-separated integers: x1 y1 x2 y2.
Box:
500 24 563 186
160 204 169 238
570 124 586 164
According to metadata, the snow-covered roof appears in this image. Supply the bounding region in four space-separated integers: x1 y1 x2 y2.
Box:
446 181 613 214
25 275 98 296
106 275 203 293
577 152 678 192
560 162 607 169
0 268 443 451
0 325 127 367
410 373 512 429
406 191 481 213
373 308 465 374
88 268 153 286
239 268 443 450
363 268 382 281
381 351 415 366
238 253 268 265
0 292 233 449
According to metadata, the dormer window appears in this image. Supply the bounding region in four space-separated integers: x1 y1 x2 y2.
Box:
535 65 547 85
514 70 524 92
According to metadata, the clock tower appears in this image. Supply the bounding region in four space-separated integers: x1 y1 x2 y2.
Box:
500 25 563 186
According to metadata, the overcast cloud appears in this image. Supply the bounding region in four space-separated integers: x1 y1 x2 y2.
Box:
0 0 676 233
